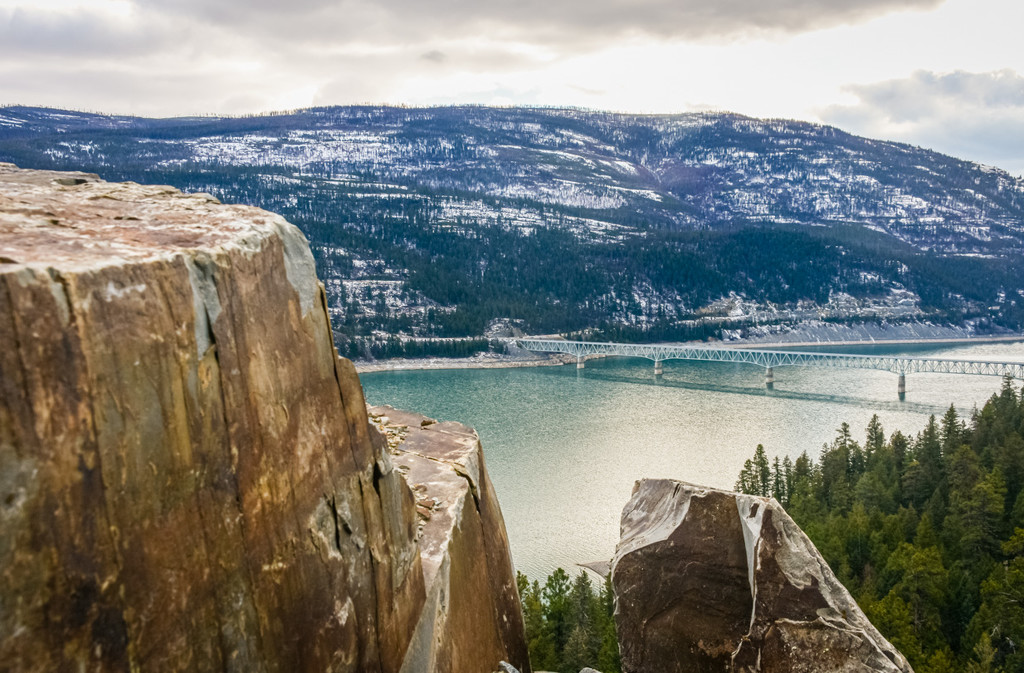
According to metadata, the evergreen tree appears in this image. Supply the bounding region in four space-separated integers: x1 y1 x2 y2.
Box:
891 430 910 496
942 405 965 455
595 575 621 673
917 416 946 504
563 625 592 672
754 444 771 497
771 456 786 502
867 414 886 464
518 573 558 670
884 544 949 655
782 455 795 505
517 569 619 673
736 458 758 495
543 567 572 662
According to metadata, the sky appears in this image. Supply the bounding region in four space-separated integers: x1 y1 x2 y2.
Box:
1 0 1023 175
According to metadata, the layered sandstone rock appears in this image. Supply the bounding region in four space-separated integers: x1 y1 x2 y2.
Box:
0 164 526 672
369 406 530 673
611 479 913 673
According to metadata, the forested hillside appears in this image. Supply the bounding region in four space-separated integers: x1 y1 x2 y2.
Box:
2 105 1023 350
737 378 1024 672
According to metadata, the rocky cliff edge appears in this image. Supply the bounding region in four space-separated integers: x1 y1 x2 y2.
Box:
0 164 528 672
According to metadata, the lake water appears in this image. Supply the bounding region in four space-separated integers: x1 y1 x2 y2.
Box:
360 340 1024 580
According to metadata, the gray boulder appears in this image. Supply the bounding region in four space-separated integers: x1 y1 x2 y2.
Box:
611 479 913 673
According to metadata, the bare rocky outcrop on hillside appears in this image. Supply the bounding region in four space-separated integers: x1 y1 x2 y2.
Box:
0 164 528 672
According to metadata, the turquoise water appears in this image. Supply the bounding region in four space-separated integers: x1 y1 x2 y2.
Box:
360 340 1024 579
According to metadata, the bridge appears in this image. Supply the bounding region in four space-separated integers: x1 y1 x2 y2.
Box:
516 338 1024 397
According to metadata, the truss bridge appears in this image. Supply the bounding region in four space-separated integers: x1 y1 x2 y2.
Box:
516 338 1024 397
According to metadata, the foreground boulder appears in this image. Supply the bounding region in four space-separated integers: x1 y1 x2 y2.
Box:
0 164 527 672
611 479 913 673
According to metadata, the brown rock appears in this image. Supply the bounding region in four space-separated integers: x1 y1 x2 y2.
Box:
371 405 531 673
0 165 431 671
611 479 913 673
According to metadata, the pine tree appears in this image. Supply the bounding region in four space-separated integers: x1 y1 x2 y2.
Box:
754 444 771 497
595 575 621 673
866 414 886 464
519 575 557 670
567 571 597 665
885 544 949 654
736 458 757 494
942 405 965 455
891 430 909 496
866 593 923 666
782 455 795 505
962 468 1006 567
543 567 572 662
563 624 592 672
771 456 786 502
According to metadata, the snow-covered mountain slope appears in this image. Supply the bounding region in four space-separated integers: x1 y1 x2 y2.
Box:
2 105 1022 343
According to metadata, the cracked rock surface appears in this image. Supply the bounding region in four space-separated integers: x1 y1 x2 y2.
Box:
611 479 913 673
0 165 526 672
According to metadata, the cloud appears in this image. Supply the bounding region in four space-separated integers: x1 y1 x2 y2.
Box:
0 6 175 59
822 69 1024 175
129 0 944 48
0 0 999 126
420 50 447 64
0 64 264 115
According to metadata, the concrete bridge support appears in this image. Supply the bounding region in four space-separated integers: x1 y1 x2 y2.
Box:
898 374 906 398
654 360 663 376
577 355 585 370
765 366 774 389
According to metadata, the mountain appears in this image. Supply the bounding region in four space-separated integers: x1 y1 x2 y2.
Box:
2 104 1022 352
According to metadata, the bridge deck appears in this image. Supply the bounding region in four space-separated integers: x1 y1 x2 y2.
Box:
517 338 1024 378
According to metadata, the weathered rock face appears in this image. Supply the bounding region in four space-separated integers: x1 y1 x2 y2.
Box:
370 406 530 673
0 164 526 672
611 479 913 673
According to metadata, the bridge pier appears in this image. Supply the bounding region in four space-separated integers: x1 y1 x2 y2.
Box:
898 374 906 398
576 355 585 370
654 360 663 376
765 366 774 389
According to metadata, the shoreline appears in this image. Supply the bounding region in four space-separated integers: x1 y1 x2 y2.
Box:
354 352 578 374
353 334 1024 374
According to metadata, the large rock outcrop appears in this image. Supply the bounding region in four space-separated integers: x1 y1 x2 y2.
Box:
0 164 528 672
369 406 530 673
611 479 913 673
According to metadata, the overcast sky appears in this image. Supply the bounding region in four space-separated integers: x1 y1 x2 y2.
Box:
1 0 1022 175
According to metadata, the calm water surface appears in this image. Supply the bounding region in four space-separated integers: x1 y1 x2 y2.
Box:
361 340 1024 579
